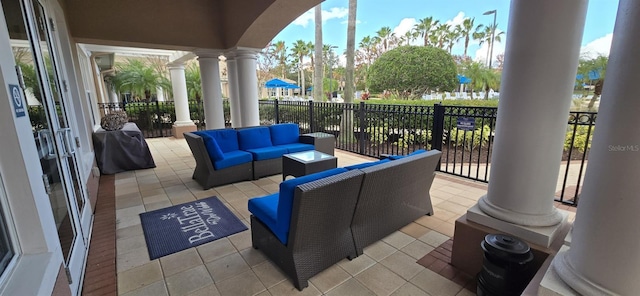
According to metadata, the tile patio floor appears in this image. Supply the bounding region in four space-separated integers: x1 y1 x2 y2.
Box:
92 137 550 296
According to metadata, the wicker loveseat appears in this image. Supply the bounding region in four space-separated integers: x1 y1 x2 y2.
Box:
184 123 329 189
248 149 442 290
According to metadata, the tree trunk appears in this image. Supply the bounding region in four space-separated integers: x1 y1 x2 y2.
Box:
340 0 358 143
314 5 324 102
588 78 604 110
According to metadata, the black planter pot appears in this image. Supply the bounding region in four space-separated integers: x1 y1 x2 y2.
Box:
477 234 534 296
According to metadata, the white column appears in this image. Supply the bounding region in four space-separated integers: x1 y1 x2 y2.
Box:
168 63 194 126
197 52 226 129
235 48 260 127
553 1 640 294
226 53 242 128
473 0 587 227
156 85 165 102
109 87 119 104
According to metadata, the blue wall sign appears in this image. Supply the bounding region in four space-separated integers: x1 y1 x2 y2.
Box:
10 84 25 118
457 117 475 131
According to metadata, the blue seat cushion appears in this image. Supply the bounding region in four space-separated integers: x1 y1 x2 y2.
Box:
388 149 427 160
248 193 279 231
344 158 391 170
199 129 240 153
213 150 253 170
193 131 225 161
245 146 288 161
238 127 273 150
269 123 300 145
250 167 348 245
275 143 315 153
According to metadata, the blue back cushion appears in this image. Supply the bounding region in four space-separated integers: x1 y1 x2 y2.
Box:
274 167 348 244
344 158 391 170
269 123 300 145
238 127 273 150
388 149 427 160
207 129 240 153
193 131 225 161
409 149 427 156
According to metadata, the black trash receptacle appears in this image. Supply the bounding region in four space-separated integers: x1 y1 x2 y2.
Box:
477 234 534 296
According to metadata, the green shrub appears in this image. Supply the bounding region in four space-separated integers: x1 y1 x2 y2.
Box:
367 46 458 97
397 129 432 148
564 125 594 152
450 125 492 150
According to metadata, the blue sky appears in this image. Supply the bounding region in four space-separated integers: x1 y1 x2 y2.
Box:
272 0 619 63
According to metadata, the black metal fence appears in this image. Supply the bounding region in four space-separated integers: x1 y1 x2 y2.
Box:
96 100 231 137
87 99 595 206
257 100 594 206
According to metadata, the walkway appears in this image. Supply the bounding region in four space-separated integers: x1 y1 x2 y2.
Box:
83 137 573 296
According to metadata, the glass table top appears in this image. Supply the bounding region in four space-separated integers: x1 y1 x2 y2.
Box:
286 150 334 162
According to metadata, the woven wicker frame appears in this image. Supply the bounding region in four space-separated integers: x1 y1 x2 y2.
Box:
184 132 253 189
351 150 442 255
252 158 283 180
251 170 365 290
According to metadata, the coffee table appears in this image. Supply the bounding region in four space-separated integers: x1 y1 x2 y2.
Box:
282 150 337 181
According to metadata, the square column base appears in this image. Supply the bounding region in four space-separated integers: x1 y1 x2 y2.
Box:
172 124 197 139
538 246 579 296
466 204 569 247
450 213 571 283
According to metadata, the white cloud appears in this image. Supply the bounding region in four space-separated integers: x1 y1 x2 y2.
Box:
337 54 347 67
391 18 422 45
393 18 417 36
580 33 613 59
292 7 349 28
445 12 466 28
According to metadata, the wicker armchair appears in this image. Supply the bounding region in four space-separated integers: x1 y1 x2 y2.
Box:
350 150 442 255
250 169 365 290
184 132 253 189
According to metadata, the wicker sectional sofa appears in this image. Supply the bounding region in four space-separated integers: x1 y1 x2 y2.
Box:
248 149 442 290
184 123 331 189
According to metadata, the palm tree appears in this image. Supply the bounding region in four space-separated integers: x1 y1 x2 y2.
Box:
272 41 288 78
475 24 505 66
291 40 311 96
435 24 451 49
463 60 500 100
114 59 169 101
458 18 476 57
185 63 201 101
342 0 357 143
374 26 394 52
446 27 460 54
414 17 438 46
402 30 416 46
314 5 324 101
357 36 376 88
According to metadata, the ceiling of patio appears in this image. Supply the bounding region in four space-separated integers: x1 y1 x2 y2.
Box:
62 0 322 51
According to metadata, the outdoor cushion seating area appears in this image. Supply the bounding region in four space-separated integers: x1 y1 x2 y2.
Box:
248 149 442 290
184 123 331 189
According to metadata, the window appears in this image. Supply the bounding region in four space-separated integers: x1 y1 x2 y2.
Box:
0 176 14 275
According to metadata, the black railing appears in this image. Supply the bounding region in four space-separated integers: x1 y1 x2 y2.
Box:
88 100 594 206
97 100 231 137
557 112 596 205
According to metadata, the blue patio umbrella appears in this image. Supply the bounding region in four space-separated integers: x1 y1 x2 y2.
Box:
284 84 300 89
457 74 472 84
265 78 292 88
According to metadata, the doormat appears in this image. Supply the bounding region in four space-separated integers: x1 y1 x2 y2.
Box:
139 196 247 260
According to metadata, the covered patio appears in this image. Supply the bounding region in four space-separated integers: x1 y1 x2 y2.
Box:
83 137 575 295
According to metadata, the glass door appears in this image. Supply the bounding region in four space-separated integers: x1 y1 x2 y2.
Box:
3 0 90 293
